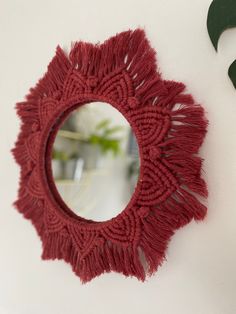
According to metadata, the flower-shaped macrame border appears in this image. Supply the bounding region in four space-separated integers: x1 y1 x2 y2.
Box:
12 29 208 283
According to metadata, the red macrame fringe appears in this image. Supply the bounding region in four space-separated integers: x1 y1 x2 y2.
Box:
12 29 208 283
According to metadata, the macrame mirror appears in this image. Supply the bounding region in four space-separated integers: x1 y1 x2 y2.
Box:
13 29 208 283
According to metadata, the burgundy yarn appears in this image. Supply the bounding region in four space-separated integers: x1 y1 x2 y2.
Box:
12 29 208 283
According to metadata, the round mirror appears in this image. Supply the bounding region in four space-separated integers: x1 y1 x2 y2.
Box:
51 102 140 222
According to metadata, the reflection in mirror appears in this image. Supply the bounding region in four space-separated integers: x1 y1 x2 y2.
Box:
51 102 140 222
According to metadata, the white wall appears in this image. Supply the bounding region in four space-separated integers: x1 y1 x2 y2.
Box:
1 0 236 313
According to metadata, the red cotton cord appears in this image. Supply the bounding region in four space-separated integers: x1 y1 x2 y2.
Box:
12 29 208 283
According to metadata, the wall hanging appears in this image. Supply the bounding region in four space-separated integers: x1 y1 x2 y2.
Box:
12 29 208 283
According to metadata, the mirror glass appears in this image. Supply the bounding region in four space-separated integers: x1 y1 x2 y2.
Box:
51 102 140 221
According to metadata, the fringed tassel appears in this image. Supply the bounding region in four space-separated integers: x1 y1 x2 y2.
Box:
69 28 164 107
135 81 208 275
73 242 145 283
42 232 72 260
139 210 175 274
14 193 45 238
42 230 146 283
161 92 208 202
28 46 71 99
139 186 207 275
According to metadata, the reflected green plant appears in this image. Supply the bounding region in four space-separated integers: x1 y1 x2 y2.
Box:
52 149 69 161
88 119 123 156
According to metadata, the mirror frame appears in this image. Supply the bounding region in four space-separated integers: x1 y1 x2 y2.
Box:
13 29 207 283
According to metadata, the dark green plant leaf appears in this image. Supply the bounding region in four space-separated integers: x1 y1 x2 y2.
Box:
207 0 236 51
207 0 236 88
228 59 236 88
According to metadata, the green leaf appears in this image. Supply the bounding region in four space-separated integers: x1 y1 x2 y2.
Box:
228 60 236 88
207 0 236 89
95 119 110 130
207 0 236 51
88 134 100 145
104 126 123 136
52 149 69 161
